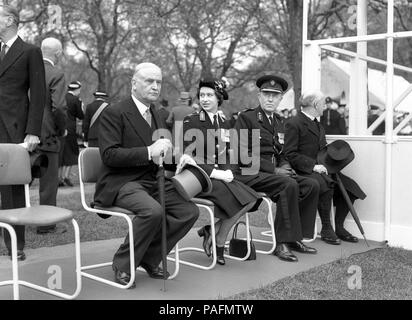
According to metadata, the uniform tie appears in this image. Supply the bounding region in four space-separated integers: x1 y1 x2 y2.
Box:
213 114 219 130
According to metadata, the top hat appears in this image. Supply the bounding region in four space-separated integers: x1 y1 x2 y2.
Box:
198 78 229 101
317 140 354 174
171 163 212 201
93 91 108 98
30 152 49 179
68 81 82 90
256 75 288 93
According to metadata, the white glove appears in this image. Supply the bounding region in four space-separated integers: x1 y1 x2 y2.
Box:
149 138 173 158
176 154 197 175
313 164 328 175
210 169 234 183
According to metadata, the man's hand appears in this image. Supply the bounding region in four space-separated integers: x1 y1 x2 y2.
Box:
313 164 328 175
274 167 295 177
210 169 234 183
149 139 172 158
23 135 40 152
176 154 197 175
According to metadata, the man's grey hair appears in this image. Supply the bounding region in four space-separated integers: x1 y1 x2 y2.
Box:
299 90 325 109
132 62 161 81
0 5 19 27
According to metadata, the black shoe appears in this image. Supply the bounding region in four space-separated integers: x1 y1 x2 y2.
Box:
63 178 74 187
8 250 26 261
288 241 317 254
37 226 67 235
112 266 135 288
336 229 359 243
216 246 226 265
320 228 341 245
140 262 170 279
197 225 212 257
273 243 298 262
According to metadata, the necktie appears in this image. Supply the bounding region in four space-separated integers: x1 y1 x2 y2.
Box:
0 43 7 62
144 108 151 127
269 116 273 126
213 114 219 130
314 118 320 131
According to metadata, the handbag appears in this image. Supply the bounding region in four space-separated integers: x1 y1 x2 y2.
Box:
229 221 256 260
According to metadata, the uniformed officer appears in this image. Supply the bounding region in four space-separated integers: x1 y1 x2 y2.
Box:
183 77 262 265
234 74 320 262
83 91 109 147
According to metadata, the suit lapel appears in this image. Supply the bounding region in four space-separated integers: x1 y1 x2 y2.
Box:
256 106 274 134
0 37 25 77
124 97 152 145
301 113 320 138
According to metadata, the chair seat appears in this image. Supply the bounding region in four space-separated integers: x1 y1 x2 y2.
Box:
93 205 134 215
0 205 73 226
191 198 214 207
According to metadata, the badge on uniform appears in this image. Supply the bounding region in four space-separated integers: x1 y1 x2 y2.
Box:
277 132 285 145
220 128 230 142
258 112 263 123
200 111 205 121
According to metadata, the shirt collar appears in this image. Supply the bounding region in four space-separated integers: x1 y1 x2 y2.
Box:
131 94 150 116
301 110 320 122
4 34 18 49
205 110 219 123
43 58 55 66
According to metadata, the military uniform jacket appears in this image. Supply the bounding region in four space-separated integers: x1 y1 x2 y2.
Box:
234 106 287 175
83 99 106 146
320 108 346 135
284 112 366 200
183 109 261 215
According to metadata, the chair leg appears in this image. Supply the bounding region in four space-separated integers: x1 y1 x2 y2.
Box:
169 204 217 270
254 197 277 254
0 220 82 300
80 213 135 289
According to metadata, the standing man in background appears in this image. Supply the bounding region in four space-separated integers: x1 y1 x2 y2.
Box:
0 5 46 260
83 91 109 148
36 37 67 234
320 97 346 135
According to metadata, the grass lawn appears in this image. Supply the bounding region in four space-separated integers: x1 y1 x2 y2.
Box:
229 247 412 300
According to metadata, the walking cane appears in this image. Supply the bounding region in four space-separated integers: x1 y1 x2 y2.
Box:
156 153 168 291
335 173 370 247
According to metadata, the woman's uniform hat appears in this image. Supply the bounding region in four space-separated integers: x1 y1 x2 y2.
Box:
198 78 229 101
68 81 82 90
172 163 213 201
256 75 288 93
317 140 355 174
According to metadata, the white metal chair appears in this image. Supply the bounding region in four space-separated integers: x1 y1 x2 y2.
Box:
78 148 179 289
0 144 81 300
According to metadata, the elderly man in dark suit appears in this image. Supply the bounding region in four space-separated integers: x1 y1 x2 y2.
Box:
94 62 199 287
35 37 68 234
234 75 319 262
284 91 366 245
82 91 109 147
0 5 46 260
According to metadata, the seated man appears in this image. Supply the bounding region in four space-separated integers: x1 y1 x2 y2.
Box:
93 62 199 287
234 75 320 262
284 91 366 245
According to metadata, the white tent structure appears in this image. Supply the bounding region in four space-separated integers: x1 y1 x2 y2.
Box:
278 56 412 113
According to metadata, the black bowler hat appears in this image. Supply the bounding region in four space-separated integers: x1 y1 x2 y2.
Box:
198 78 229 101
256 75 288 93
317 140 354 174
93 91 108 98
172 163 212 201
